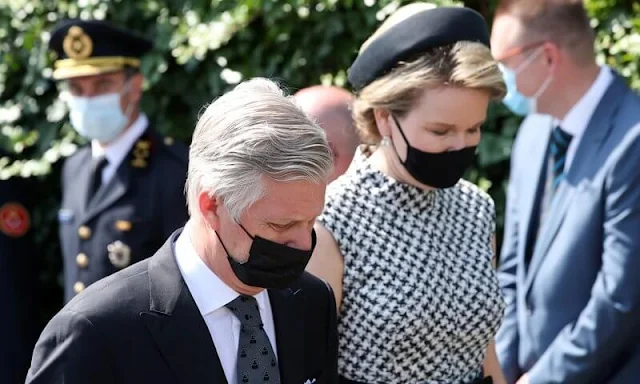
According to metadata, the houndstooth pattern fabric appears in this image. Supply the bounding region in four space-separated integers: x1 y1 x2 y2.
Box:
318 149 505 384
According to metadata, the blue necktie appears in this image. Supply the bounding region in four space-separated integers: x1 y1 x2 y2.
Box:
549 126 573 191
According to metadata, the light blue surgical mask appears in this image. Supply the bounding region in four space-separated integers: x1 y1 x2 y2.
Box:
64 82 133 143
498 48 553 116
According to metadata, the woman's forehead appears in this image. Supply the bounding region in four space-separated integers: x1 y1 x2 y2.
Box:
405 86 489 127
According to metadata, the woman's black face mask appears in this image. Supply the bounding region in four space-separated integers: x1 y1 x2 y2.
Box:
389 115 477 189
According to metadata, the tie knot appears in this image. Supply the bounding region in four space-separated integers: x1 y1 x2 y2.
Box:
225 295 263 328
550 126 573 152
92 156 109 172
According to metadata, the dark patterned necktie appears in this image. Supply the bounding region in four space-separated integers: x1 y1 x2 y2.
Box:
226 295 281 384
549 126 573 191
87 155 108 207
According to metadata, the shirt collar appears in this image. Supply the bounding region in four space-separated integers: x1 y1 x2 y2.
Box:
174 226 270 316
559 66 614 137
91 113 149 164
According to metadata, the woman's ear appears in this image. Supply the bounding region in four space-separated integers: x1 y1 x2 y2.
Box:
373 108 392 137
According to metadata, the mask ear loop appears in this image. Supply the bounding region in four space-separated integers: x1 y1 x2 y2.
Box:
515 46 545 75
526 48 555 112
388 114 411 164
237 223 255 240
214 225 252 265
214 231 233 257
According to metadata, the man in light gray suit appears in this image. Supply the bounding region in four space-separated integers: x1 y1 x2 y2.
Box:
490 0 640 383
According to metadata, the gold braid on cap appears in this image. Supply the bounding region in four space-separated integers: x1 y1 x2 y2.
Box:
54 57 141 69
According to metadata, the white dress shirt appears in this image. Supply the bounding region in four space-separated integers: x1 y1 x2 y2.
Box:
174 228 278 384
556 66 614 171
91 113 149 185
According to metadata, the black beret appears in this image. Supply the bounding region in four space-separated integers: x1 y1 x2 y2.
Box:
49 19 153 80
348 6 490 90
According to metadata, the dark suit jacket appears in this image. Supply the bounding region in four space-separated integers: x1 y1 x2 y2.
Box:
0 175 38 384
58 125 189 303
26 230 339 384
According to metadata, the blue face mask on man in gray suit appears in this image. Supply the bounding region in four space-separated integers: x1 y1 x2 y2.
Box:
498 47 553 116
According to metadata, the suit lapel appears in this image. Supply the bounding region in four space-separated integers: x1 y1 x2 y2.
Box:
84 162 130 223
140 232 227 384
525 75 627 293
524 183 575 291
83 126 157 223
71 148 93 221
518 117 553 269
269 287 305 384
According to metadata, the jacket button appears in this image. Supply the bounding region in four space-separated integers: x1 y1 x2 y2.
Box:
73 281 85 294
76 253 89 268
78 225 92 239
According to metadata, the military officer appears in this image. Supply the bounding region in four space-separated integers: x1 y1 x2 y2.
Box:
48 19 189 302
0 157 38 383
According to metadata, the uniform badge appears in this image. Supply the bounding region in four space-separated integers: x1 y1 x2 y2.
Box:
63 26 93 59
58 208 74 223
114 220 132 232
0 202 30 237
107 240 131 268
131 139 151 168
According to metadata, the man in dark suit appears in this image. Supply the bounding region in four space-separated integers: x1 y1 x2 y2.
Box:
27 77 338 384
48 19 189 302
491 1 640 383
0 167 37 384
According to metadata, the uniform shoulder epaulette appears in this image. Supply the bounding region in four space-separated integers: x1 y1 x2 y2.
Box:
158 135 188 165
127 129 188 169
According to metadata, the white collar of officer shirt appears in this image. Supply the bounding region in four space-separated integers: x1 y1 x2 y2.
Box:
91 113 148 184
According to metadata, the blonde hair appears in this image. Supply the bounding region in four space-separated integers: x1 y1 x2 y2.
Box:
353 3 507 144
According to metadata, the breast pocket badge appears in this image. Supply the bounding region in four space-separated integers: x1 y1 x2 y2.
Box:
58 208 74 224
107 240 131 269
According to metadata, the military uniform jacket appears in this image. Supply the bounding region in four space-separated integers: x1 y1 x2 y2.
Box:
58 125 189 303
0 171 38 384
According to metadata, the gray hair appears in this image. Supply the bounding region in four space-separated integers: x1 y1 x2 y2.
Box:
186 77 333 221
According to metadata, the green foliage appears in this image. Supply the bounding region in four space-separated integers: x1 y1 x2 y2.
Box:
0 0 638 321
587 0 640 89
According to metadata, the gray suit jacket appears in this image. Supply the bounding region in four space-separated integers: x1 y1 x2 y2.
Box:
496 74 640 384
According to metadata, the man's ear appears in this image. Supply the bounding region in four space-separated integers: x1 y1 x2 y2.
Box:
542 42 561 73
198 192 222 231
127 72 144 104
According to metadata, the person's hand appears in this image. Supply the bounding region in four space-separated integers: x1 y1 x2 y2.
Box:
516 373 529 384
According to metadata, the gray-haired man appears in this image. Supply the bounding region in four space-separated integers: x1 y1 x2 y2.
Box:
27 78 339 384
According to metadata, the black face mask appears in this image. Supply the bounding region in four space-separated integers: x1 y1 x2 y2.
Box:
390 115 477 189
215 223 316 289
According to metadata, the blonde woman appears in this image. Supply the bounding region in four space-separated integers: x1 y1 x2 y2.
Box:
307 4 507 384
